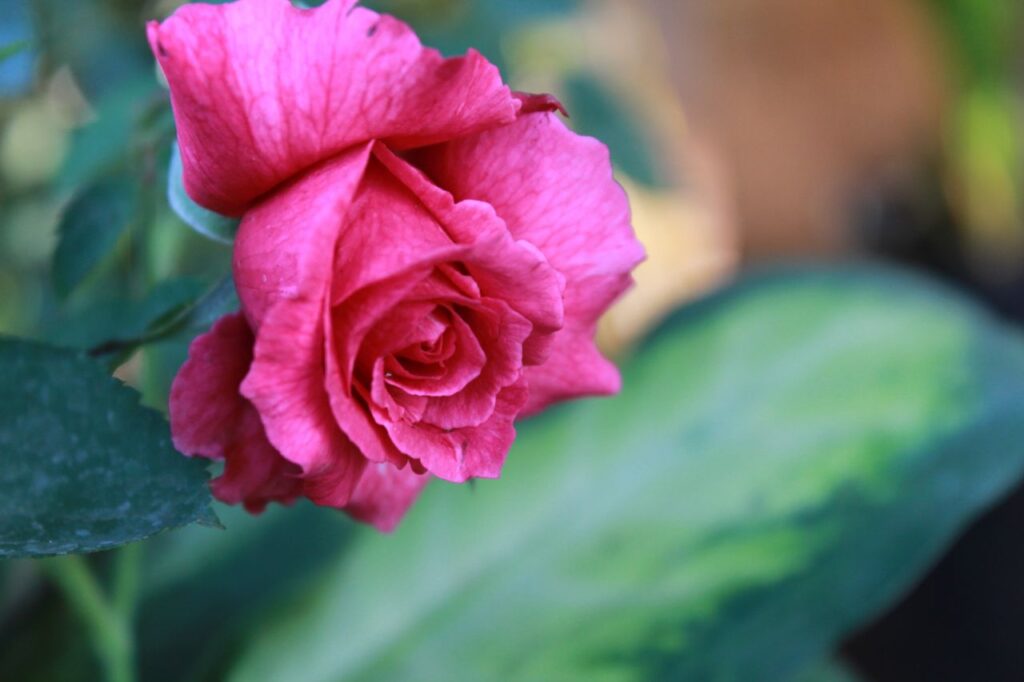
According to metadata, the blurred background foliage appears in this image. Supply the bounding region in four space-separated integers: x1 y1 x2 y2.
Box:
2 0 1024 680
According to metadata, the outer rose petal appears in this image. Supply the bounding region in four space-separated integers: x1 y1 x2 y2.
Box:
234 144 373 327
169 312 253 458
235 143 369 318
344 462 430 533
169 313 302 510
147 0 517 215
236 147 371 504
214 408 304 513
417 112 645 413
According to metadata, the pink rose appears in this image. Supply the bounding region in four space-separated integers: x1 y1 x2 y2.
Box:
154 0 644 531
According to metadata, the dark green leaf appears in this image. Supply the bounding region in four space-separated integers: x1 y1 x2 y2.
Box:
174 276 239 333
37 278 205 354
88 275 238 359
0 338 214 558
225 267 1024 682
0 40 28 64
167 143 239 244
31 0 150 101
57 77 160 193
52 178 137 298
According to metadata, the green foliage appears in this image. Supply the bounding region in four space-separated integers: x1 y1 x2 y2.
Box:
0 338 214 558
167 144 240 244
88 275 238 360
136 503 357 682
0 40 28 64
166 275 239 334
57 77 163 194
928 0 1023 246
793 660 862 682
563 74 662 187
53 177 138 298
223 268 1024 682
36 278 202 357
930 0 1018 85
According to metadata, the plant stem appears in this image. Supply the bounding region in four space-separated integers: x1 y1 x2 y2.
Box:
40 554 136 682
112 543 142 620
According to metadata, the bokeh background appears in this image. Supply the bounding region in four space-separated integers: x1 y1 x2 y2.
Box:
1 0 1023 680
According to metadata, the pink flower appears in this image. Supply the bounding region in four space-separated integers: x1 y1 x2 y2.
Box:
153 0 644 531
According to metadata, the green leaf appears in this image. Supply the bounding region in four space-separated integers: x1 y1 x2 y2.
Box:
0 40 28 65
52 178 137 298
226 267 1024 682
88 275 238 359
57 77 160 193
0 338 214 558
1 502 357 682
792 659 862 682
929 0 1017 83
167 143 239 244
173 275 239 333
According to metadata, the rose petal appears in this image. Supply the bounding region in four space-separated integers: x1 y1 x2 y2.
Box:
370 357 429 423
388 309 456 371
168 312 303 510
324 160 475 402
169 312 253 459
417 300 531 430
325 270 436 467
517 331 623 412
513 91 568 117
417 111 645 412
436 262 481 299
330 269 440 395
237 148 371 504
380 380 529 483
243 295 369 504
343 462 430 532
358 302 444 365
356 299 486 398
234 144 372 327
329 159 456 306
374 142 564 363
385 309 486 397
148 0 517 215
213 407 304 513
299 450 368 509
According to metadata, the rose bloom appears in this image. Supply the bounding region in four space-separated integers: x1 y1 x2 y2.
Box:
152 0 644 531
